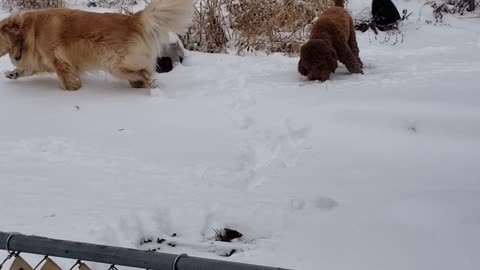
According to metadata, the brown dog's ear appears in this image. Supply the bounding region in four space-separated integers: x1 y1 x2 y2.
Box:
325 48 338 73
298 59 308 76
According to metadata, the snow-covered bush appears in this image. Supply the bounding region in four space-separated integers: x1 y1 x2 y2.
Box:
428 0 478 23
85 0 136 9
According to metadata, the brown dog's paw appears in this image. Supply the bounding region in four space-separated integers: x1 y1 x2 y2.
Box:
347 64 363 74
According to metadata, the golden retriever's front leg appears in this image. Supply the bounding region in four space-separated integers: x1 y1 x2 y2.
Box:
128 70 153 88
4 69 35 80
129 80 149 88
53 58 82 91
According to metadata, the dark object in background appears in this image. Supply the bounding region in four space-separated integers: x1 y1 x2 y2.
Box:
467 0 475 11
356 9 410 34
214 228 243 242
355 20 379 34
156 57 174 73
372 0 401 31
156 39 185 73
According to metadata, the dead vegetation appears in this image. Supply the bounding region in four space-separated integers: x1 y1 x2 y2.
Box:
428 0 479 23
181 0 333 56
86 0 137 9
1 0 64 11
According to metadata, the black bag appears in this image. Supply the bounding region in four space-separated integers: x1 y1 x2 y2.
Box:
372 0 401 31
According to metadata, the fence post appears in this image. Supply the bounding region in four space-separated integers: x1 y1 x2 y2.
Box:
467 0 475 11
0 232 290 270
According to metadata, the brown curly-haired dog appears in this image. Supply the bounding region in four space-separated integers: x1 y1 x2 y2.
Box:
298 0 363 81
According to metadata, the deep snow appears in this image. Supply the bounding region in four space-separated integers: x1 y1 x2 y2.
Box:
1 1 480 270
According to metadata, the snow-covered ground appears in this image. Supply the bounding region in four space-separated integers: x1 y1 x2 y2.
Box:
1 1 480 270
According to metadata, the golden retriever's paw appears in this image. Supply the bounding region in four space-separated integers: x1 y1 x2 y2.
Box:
62 85 81 91
4 70 20 80
129 80 148 88
61 81 82 91
129 79 153 89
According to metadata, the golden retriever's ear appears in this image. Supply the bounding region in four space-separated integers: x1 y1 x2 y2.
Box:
1 19 24 61
1 20 21 37
12 37 23 61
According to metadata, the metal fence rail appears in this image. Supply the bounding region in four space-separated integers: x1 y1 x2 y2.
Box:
0 232 289 270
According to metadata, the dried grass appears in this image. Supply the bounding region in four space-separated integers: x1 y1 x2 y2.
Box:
86 0 137 9
181 0 230 53
428 0 478 23
181 0 333 56
1 0 64 11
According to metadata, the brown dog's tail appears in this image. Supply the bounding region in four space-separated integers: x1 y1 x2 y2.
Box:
333 0 345 7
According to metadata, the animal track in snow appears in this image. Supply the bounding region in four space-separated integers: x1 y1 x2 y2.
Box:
229 117 312 190
476 32 480 49
389 191 480 231
289 196 338 212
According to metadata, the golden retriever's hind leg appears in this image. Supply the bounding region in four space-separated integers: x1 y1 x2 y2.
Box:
53 58 82 91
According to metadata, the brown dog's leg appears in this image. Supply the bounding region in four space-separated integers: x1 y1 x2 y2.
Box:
336 39 363 74
53 58 82 91
348 18 363 68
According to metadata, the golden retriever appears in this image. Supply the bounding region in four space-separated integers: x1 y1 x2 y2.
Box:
0 0 193 90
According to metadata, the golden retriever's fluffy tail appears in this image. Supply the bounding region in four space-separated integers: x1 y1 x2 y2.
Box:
333 0 345 7
138 0 193 53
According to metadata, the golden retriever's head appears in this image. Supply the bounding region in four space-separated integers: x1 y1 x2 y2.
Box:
298 39 338 82
0 17 22 60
